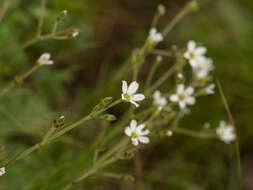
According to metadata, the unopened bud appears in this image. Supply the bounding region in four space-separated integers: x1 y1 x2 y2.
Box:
99 114 117 121
68 28 79 38
158 4 166 15
120 151 134 160
188 0 199 12
14 76 23 84
54 115 65 128
101 97 113 106
57 10 68 22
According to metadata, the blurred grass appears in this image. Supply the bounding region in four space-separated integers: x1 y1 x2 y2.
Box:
1 0 253 189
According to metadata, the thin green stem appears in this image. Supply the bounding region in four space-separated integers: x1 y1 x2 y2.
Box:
0 0 9 22
162 1 193 36
145 62 159 89
216 79 243 190
151 49 172 57
41 126 56 145
0 65 40 98
51 21 58 35
37 0 46 37
172 127 216 139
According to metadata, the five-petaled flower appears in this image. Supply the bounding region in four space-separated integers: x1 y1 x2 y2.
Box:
38 53 53 66
121 81 145 107
148 28 163 44
216 121 236 144
170 84 195 109
184 40 207 67
152 90 167 111
125 120 150 146
0 167 5 176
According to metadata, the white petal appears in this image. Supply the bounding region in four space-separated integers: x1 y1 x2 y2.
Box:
130 100 139 107
186 97 195 105
124 127 132 136
131 94 145 101
127 81 139 95
195 47 207 56
185 87 194 95
179 101 186 109
122 81 128 93
153 90 161 99
177 84 185 94
188 40 196 51
131 138 139 146
170 94 178 102
130 120 137 130
138 136 150 144
121 93 126 101
139 129 150 136
136 124 145 132
41 53 50 60
183 52 190 59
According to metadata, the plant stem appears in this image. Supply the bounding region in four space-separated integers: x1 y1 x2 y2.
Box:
145 62 159 89
216 79 243 190
172 127 216 139
0 65 40 98
37 0 46 37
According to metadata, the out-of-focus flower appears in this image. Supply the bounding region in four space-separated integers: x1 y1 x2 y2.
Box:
205 83 215 94
216 121 236 144
192 57 214 79
121 81 145 107
148 28 163 44
125 120 150 146
0 167 5 176
170 84 195 109
158 4 166 15
166 130 173 136
38 53 53 66
153 90 167 111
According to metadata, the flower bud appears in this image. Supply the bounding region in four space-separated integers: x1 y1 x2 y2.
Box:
53 115 65 128
120 151 134 160
188 0 199 12
99 114 117 121
14 76 23 84
158 4 166 15
57 10 68 22
101 97 113 106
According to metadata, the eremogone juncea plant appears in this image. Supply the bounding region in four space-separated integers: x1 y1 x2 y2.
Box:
0 1 243 189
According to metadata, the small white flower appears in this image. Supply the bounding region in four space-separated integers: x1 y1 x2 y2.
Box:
62 10 68 15
148 28 163 44
170 84 195 109
184 40 207 67
0 167 5 176
177 73 184 79
121 81 145 107
72 31 79 38
152 90 167 110
166 130 173 136
158 4 166 15
125 120 150 146
156 56 163 62
205 83 215 94
38 53 53 66
216 121 236 144
192 57 214 79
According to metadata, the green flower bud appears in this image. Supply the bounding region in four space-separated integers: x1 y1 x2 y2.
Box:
99 114 117 121
14 76 23 84
53 115 65 128
56 10 68 22
101 97 113 106
188 0 199 12
122 174 135 182
120 151 134 160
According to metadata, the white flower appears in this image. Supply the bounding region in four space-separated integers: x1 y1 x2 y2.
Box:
177 73 184 80
216 121 236 144
170 84 195 109
205 83 215 94
184 40 207 67
72 31 79 38
148 28 163 44
192 57 214 79
38 53 53 66
125 120 150 146
152 90 167 110
158 4 166 15
166 130 173 136
121 81 145 107
0 167 5 176
62 10 68 15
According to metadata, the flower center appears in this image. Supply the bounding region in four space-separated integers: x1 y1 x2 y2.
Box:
131 132 137 138
124 93 130 100
178 93 186 101
189 52 195 59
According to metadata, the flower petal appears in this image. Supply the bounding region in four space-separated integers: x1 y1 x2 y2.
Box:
177 84 184 94
186 97 195 105
131 138 139 146
130 120 137 130
131 94 145 102
130 100 139 107
122 81 128 93
124 127 132 136
195 46 206 56
138 136 149 144
179 101 186 109
188 40 196 51
170 94 178 102
127 81 139 95
185 87 194 95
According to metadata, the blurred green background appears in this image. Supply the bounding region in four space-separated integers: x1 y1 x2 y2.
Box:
0 0 253 189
